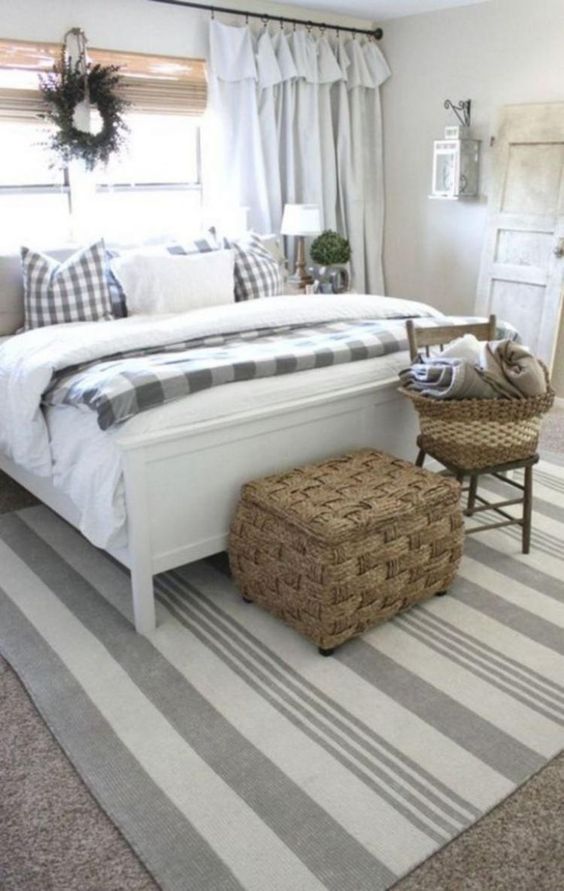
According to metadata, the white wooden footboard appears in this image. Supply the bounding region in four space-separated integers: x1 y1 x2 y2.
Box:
117 379 419 634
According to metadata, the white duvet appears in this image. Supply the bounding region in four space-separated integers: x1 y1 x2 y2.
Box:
0 294 441 548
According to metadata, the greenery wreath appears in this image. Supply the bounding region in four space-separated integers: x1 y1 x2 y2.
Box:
40 49 129 170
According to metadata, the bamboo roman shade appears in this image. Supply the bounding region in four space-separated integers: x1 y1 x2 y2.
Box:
0 40 207 121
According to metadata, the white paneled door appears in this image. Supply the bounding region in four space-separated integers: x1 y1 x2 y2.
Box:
476 103 564 368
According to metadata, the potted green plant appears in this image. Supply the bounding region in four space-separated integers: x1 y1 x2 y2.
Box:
309 230 351 293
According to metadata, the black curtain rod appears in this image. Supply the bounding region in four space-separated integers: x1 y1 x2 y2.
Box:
148 0 383 39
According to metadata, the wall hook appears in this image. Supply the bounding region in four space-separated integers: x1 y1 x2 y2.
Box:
444 99 472 128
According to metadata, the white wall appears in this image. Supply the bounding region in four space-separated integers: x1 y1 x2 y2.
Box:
0 0 368 58
381 0 564 312
381 0 564 391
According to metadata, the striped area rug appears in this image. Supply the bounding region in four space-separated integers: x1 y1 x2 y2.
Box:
1 456 563 891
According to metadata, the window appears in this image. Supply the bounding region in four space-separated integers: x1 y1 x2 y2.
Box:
91 113 202 245
0 41 207 249
0 117 71 247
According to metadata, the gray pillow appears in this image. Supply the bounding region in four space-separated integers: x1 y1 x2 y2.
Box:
224 233 283 301
21 240 113 329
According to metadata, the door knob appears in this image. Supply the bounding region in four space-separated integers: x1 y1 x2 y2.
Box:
554 238 564 258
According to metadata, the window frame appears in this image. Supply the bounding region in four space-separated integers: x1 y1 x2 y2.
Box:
0 113 203 243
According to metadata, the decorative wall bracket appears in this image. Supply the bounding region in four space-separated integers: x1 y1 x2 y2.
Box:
444 99 472 129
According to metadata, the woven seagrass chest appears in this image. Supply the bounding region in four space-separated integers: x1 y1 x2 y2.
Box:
229 449 464 653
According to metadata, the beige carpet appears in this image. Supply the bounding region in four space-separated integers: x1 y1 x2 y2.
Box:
0 406 563 891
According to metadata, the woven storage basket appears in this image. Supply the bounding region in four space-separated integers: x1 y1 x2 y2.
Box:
229 450 464 652
400 366 554 470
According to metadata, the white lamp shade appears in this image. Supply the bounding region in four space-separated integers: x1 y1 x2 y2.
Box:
280 204 322 236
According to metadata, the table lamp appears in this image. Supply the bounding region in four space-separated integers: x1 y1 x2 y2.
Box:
281 204 322 290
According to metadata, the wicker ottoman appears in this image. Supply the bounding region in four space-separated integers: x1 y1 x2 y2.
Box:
229 449 464 655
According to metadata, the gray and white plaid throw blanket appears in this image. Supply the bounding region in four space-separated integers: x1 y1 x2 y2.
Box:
44 316 515 431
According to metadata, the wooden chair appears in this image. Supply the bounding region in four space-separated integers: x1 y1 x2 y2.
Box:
405 314 538 554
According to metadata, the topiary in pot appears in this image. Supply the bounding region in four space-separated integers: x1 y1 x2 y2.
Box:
309 230 351 293
310 230 351 266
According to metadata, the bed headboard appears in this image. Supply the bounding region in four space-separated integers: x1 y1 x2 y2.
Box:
0 249 74 335
0 236 287 336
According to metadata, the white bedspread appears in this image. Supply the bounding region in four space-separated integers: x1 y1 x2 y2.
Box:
0 294 441 548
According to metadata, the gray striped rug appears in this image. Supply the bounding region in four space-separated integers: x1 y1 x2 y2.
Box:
1 455 563 891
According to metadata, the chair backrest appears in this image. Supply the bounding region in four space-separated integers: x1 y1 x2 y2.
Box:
406 315 497 362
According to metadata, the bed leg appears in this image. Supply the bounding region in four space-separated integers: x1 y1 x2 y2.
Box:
131 563 157 635
122 451 157 635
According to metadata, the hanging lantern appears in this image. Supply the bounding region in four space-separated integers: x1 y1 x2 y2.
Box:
430 101 481 200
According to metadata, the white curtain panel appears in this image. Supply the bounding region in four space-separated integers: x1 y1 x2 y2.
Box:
256 31 284 232
206 22 272 232
207 20 390 293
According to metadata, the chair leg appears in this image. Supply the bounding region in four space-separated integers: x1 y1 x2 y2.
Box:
416 448 426 468
522 464 534 554
466 474 479 516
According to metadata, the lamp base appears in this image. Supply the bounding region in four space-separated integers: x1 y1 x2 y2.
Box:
287 272 314 291
289 236 313 292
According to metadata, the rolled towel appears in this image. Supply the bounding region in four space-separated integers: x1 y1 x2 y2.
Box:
480 341 547 398
400 357 499 400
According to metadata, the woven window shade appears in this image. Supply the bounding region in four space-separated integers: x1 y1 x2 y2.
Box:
0 40 207 121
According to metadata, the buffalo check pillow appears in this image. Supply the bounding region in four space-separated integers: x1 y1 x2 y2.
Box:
167 232 220 256
21 240 113 330
224 233 283 301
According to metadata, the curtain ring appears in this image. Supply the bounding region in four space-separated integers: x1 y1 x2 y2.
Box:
279 18 284 31
210 7 215 20
245 13 249 24
262 15 269 30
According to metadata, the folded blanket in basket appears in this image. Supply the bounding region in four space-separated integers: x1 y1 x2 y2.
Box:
400 339 547 400
399 358 499 399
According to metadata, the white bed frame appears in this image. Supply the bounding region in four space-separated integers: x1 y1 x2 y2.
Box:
0 376 418 634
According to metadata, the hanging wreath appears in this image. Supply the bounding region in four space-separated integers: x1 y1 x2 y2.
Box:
39 28 129 170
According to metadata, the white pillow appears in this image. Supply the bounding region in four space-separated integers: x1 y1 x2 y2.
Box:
110 249 235 315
